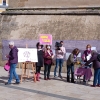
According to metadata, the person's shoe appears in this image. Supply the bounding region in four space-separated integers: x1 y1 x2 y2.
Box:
58 75 62 79
90 85 96 87
14 82 20 84
37 73 40 81
67 80 70 82
5 82 11 85
47 78 51 80
71 81 75 83
44 78 47 80
67 76 70 82
96 84 100 87
54 76 58 78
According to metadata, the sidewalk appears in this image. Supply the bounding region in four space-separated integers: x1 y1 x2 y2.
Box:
0 67 99 100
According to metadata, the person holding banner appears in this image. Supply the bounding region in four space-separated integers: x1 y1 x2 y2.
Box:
44 45 54 80
36 42 44 81
5 41 20 85
82 44 92 82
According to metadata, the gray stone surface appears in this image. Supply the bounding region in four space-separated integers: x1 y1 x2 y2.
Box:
0 66 99 100
9 0 100 8
0 15 100 66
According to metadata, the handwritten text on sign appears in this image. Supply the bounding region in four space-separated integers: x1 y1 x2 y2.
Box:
39 34 52 45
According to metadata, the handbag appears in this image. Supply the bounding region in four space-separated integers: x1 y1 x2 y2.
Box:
4 62 10 71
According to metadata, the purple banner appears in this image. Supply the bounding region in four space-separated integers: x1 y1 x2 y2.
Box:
2 40 100 60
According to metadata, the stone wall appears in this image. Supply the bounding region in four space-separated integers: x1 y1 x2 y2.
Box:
0 14 100 68
9 0 100 8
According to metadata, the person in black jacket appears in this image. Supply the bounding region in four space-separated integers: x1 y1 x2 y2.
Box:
36 42 44 81
85 51 100 87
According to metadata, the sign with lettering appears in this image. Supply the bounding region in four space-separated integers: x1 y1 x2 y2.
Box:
18 48 38 62
39 34 52 45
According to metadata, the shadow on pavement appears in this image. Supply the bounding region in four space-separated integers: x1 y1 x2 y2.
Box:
0 84 83 100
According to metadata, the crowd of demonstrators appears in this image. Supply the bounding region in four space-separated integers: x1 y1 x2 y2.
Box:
4 41 100 87
67 48 80 83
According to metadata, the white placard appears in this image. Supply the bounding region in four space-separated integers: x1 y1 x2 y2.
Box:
65 53 71 60
77 53 81 57
86 54 92 61
91 47 97 52
18 48 38 62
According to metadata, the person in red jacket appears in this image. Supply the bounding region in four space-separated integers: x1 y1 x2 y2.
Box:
44 45 54 80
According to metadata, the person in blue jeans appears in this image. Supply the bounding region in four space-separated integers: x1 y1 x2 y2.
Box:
67 48 80 83
54 41 66 78
5 41 20 85
85 51 100 87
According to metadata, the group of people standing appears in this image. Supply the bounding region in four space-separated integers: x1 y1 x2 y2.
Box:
5 41 100 87
36 41 65 81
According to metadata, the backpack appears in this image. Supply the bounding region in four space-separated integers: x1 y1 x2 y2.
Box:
97 54 100 62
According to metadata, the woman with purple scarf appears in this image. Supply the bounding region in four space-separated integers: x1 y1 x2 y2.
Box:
82 44 92 82
67 48 80 83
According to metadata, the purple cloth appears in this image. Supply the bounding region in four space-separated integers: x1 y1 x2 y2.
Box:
82 50 92 62
9 46 18 64
74 67 92 80
2 40 100 61
44 50 53 65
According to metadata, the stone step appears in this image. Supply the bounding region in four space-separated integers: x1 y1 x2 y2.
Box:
2 9 100 15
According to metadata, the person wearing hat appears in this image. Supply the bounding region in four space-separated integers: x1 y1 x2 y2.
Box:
5 41 20 85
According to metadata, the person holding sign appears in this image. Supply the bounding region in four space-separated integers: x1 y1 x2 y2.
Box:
44 45 54 80
5 41 20 85
82 44 92 82
36 42 44 81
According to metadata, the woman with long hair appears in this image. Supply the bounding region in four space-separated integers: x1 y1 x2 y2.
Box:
67 48 80 83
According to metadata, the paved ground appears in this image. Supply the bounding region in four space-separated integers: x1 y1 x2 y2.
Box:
0 67 99 100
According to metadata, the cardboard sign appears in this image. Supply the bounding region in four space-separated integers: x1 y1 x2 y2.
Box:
39 34 52 45
18 48 38 62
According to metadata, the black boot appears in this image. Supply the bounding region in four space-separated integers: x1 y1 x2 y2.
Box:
71 73 75 83
67 76 70 82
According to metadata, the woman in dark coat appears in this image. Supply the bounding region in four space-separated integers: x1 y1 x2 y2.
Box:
36 42 44 81
85 51 100 87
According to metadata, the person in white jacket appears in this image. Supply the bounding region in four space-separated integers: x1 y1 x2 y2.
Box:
54 41 66 78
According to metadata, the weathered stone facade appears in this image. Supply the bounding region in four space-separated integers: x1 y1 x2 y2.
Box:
0 14 100 67
9 0 100 8
0 0 100 71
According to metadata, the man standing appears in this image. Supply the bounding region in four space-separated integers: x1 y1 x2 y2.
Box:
5 41 20 85
54 41 66 78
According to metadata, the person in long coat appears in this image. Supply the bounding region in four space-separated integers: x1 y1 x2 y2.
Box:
85 51 100 87
36 42 44 81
